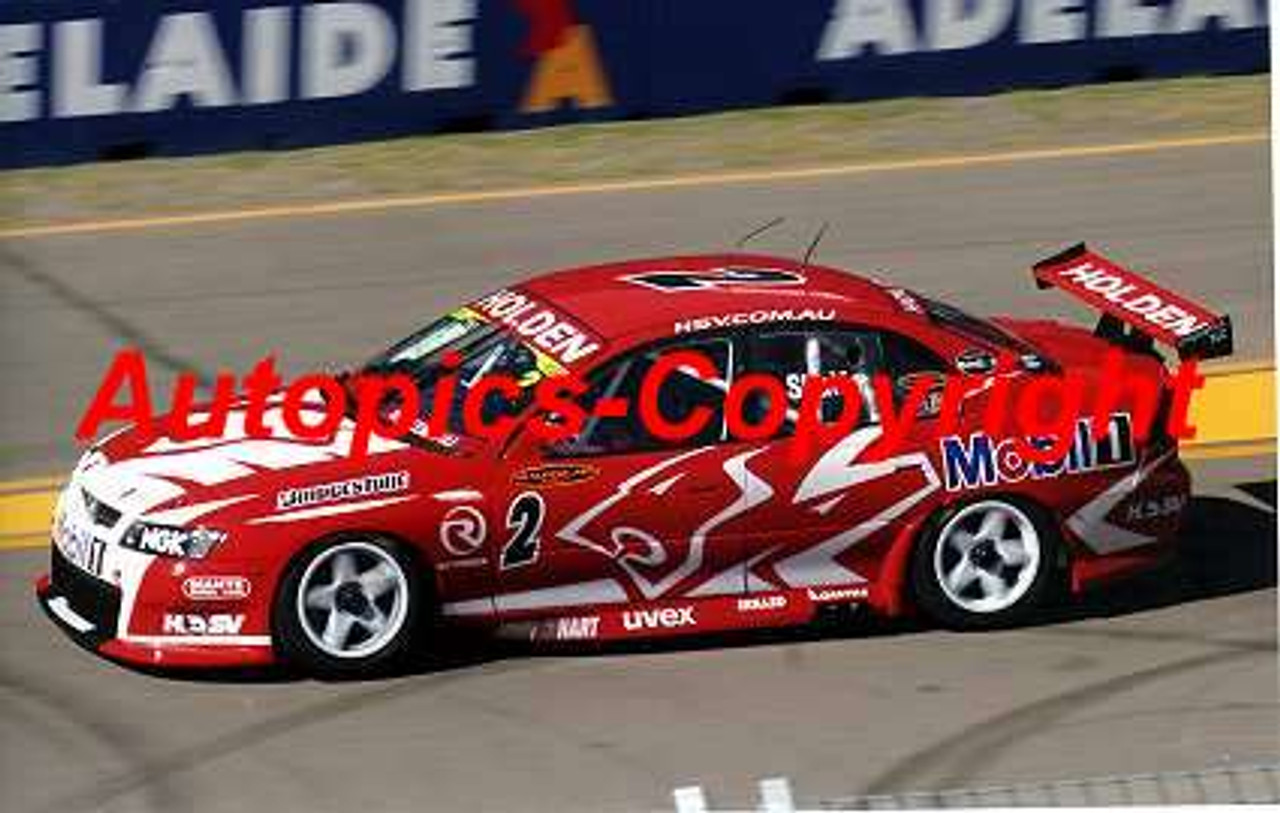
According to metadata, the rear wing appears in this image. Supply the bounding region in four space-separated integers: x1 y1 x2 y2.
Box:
1032 243 1233 361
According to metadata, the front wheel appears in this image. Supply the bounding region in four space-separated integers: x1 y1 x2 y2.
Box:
274 536 422 677
911 498 1057 630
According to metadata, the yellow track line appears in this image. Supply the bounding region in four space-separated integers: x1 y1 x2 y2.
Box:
0 132 1266 240
1182 439 1276 460
0 492 55 550
1186 367 1274 447
1202 359 1275 376
0 476 64 495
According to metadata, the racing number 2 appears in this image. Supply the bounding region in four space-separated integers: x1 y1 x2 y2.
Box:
500 491 544 570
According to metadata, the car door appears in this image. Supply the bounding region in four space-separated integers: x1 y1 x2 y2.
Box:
492 336 757 622
730 327 946 593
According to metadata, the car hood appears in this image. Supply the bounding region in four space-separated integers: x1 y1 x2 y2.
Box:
76 399 478 528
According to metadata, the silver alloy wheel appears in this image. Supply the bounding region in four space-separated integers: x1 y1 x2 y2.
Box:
296 540 410 659
933 500 1041 614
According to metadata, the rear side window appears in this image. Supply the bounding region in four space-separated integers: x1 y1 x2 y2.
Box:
735 328 880 435
880 332 946 377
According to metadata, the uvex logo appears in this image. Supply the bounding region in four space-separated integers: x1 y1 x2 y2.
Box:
621 606 695 631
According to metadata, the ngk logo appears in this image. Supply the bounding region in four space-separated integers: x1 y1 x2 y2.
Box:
621 606 695 631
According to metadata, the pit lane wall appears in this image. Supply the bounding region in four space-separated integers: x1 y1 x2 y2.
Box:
0 0 1267 168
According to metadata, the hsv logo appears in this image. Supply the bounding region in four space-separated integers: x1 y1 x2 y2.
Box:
470 289 602 365
1126 494 1188 523
162 613 246 635
941 414 1136 491
1057 262 1209 338
182 576 252 601
621 606 695 631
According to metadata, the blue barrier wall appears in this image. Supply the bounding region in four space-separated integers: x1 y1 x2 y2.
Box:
0 0 1267 168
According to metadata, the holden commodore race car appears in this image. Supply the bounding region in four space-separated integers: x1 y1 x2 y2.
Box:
37 244 1232 675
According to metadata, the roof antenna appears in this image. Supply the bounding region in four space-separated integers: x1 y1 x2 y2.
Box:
802 221 828 268
735 216 786 248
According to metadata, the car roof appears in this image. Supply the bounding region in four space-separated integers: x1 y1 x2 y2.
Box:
520 253 907 343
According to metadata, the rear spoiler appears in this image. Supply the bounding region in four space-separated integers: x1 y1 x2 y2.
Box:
1032 243 1233 361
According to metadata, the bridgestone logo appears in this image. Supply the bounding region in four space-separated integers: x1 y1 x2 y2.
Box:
276 471 410 511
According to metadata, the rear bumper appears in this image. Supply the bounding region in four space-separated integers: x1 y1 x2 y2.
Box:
36 549 276 670
1068 450 1191 592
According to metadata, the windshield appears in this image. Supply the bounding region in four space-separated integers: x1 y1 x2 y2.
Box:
363 308 567 437
919 295 1037 355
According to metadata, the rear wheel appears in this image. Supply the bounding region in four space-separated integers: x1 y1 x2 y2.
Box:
911 498 1057 630
275 536 421 677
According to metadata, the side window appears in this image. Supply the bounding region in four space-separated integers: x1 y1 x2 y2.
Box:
878 331 948 414
881 331 946 376
551 338 733 456
736 328 880 436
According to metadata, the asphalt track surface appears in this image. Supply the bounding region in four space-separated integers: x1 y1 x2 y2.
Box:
0 139 1275 812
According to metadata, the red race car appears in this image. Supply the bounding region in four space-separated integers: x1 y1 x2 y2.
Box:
37 244 1232 675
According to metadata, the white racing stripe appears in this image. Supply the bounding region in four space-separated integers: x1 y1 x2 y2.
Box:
47 597 95 633
432 489 484 502
440 598 496 617
449 578 630 616
121 635 273 647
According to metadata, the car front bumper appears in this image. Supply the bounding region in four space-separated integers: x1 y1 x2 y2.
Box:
36 547 276 670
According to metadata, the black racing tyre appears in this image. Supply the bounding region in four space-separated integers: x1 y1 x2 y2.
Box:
911 497 1059 630
274 535 423 677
